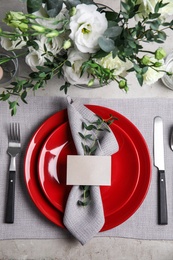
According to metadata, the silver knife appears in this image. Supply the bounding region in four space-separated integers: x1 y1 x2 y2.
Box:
154 116 168 225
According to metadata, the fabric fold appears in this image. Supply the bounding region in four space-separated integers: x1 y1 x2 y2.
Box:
63 96 119 245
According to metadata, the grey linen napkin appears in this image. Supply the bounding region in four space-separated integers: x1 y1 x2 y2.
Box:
63 97 119 245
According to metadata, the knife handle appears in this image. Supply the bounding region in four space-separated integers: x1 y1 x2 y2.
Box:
5 171 15 223
158 170 168 225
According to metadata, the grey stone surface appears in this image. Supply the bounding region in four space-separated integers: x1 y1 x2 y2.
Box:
1 238 173 260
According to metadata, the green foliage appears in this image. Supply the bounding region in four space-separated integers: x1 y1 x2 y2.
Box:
27 0 42 14
46 0 63 17
60 82 71 94
0 0 173 114
0 54 67 115
77 185 90 206
26 0 94 15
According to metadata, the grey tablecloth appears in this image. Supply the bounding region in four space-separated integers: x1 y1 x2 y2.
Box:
1 96 173 241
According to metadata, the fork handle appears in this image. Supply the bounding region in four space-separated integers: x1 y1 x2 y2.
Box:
5 171 15 223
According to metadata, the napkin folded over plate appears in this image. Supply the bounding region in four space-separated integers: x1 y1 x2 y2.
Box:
63 97 119 245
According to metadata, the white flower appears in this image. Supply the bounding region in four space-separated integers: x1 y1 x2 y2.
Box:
135 0 173 20
1 36 26 51
47 36 63 55
69 4 108 53
25 49 46 71
33 4 68 30
25 35 63 71
143 58 165 85
63 49 92 85
95 53 132 77
25 36 51 71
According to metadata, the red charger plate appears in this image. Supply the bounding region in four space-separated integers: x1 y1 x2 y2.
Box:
38 121 140 216
24 105 151 231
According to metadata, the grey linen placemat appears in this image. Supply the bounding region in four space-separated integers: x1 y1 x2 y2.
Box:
1 96 173 240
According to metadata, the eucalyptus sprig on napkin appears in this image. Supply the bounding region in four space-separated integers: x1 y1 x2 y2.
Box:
0 0 173 115
78 114 117 206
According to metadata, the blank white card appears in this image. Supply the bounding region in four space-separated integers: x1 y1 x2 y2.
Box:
66 155 111 186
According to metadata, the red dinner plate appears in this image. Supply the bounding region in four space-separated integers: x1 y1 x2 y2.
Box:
24 105 151 231
38 121 140 216
24 109 68 228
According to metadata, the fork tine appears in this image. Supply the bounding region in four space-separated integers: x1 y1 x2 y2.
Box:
17 123 20 142
14 123 20 142
9 123 20 142
10 123 14 141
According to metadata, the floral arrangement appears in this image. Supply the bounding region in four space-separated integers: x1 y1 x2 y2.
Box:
0 0 173 115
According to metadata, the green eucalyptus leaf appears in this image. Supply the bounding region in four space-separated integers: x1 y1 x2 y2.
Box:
8 101 19 116
121 1 130 12
27 0 42 13
108 21 118 28
23 83 34 89
84 144 91 154
79 186 85 190
145 30 155 40
148 13 161 19
121 11 129 19
134 64 142 73
77 200 84 206
162 22 171 26
92 49 109 59
85 124 97 130
98 36 115 53
65 60 71 67
150 20 160 30
27 40 39 50
128 40 136 48
33 82 41 90
92 118 102 125
36 66 52 73
29 72 40 79
21 90 28 103
1 93 10 101
154 1 160 13
158 31 167 41
105 11 119 22
90 144 97 154
112 47 118 58
45 0 63 17
60 82 70 94
11 106 17 116
85 134 93 140
104 26 122 38
65 0 81 8
77 200 88 206
127 67 135 72
81 0 94 4
38 72 46 78
78 132 85 139
9 101 17 109
142 66 148 74
136 73 143 86
82 122 87 129
84 189 90 198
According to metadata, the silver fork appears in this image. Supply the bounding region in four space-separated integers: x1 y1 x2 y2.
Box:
5 123 21 223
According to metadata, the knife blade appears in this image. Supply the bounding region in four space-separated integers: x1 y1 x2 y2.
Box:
154 116 168 225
